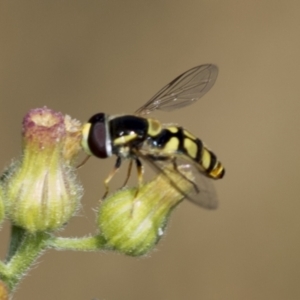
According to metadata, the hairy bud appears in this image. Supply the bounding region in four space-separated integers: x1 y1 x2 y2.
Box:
98 165 194 256
5 107 83 233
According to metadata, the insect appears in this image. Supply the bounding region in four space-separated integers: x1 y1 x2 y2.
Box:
81 64 225 209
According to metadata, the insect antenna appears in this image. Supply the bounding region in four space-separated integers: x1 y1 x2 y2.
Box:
76 155 91 169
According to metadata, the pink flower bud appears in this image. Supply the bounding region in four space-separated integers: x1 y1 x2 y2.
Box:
5 108 83 233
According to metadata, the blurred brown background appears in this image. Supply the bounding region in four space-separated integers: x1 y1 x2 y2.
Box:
1 1 300 299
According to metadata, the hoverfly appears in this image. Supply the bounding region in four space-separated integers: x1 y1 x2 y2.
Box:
81 64 225 209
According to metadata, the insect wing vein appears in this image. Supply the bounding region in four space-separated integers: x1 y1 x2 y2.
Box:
135 64 218 115
137 148 219 210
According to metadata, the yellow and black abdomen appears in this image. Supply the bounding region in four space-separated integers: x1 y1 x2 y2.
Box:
148 125 225 179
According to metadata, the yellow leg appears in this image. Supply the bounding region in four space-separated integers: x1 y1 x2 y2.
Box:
122 159 133 188
131 158 144 216
102 157 122 199
134 158 144 198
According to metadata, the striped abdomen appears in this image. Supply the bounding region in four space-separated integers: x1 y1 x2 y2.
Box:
148 126 225 179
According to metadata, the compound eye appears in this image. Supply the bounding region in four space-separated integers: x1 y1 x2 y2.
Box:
88 113 105 124
85 113 111 159
88 121 109 158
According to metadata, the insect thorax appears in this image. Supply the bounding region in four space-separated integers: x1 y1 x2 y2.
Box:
109 116 163 158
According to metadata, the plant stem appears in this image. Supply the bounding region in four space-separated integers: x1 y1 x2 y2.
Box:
3 230 49 291
6 225 26 262
50 235 107 251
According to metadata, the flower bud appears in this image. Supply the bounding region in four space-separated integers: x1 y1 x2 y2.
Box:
98 165 194 256
5 107 83 233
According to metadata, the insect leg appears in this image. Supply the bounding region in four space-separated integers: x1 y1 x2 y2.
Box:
133 158 144 198
102 156 122 199
171 157 199 194
136 158 144 186
130 158 144 216
121 159 133 188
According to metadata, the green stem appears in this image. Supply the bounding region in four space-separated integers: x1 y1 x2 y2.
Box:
50 235 107 251
3 231 49 291
6 225 27 262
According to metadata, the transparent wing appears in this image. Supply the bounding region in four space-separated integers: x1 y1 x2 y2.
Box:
135 64 218 116
136 149 219 209
177 163 219 209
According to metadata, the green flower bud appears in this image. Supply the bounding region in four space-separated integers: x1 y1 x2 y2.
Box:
98 166 194 256
5 107 83 233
